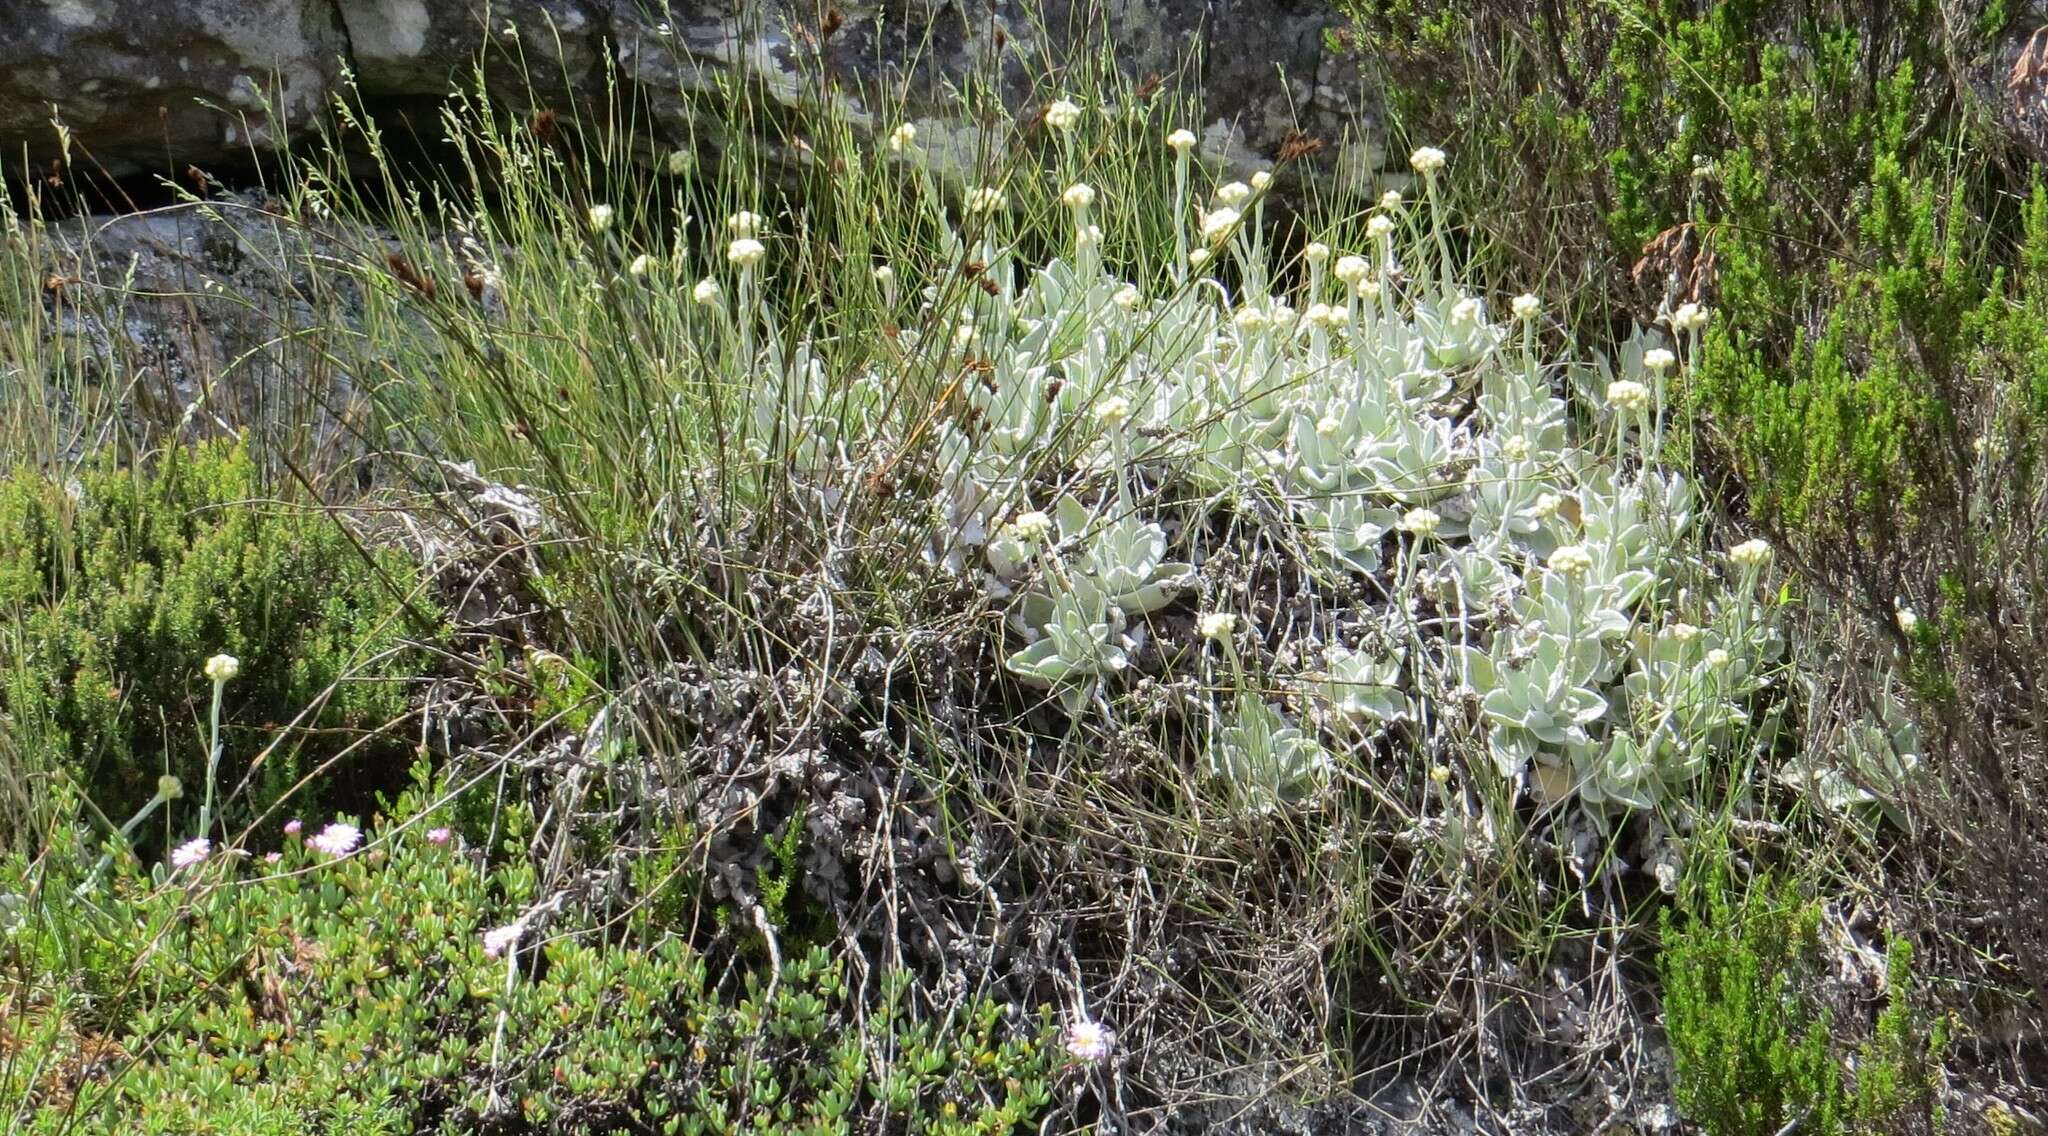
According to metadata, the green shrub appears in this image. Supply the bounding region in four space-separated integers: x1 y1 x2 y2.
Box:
1661 865 1946 1136
0 438 436 844
1661 868 1843 1136
1344 0 2048 1032
0 772 1057 1135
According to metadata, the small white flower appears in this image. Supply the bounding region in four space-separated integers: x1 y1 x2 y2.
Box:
1367 214 1394 240
1896 608 1919 635
887 122 917 152
1045 99 1083 131
1113 283 1141 310
157 774 184 801
1188 248 1212 269
966 186 1007 214
1705 648 1732 668
1511 293 1542 322
726 210 765 238
1450 296 1482 324
1233 306 1270 333
1074 223 1104 252
1548 544 1594 576
1199 612 1238 641
1642 347 1676 374
627 253 655 276
1095 396 1133 429
1166 128 1198 154
727 238 767 268
692 277 722 305
1669 622 1702 643
666 150 692 176
1379 188 1404 211
171 837 211 869
482 921 525 959
1214 181 1252 207
1398 508 1442 538
1062 182 1096 210
1304 302 1337 329
1671 302 1709 333
1334 255 1369 285
1302 241 1331 265
1606 379 1651 413
586 204 615 232
872 265 895 287
1532 492 1564 520
204 653 240 683
1064 1018 1113 1062
1315 414 1343 438
1250 170 1273 191
1729 538 1773 568
1499 434 1531 462
1429 764 1452 786
1012 511 1053 542
1201 208 1241 244
1354 277 1382 301
1409 146 1447 176
307 822 362 857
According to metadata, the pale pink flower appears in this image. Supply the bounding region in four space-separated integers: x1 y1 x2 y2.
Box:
307 822 361 857
170 837 211 870
482 922 525 959
283 818 303 836
1063 1017 1112 1062
264 851 283 864
426 827 451 845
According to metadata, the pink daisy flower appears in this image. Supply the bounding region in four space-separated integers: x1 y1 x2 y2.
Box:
482 922 525 959
307 822 362 857
170 837 211 870
425 827 451 845
1063 1017 1113 1062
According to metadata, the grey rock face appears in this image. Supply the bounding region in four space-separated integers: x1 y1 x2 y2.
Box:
0 1 1361 181
0 0 346 176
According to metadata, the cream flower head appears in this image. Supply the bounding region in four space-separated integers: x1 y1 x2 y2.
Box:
1729 538 1773 568
1606 380 1651 413
1201 208 1241 244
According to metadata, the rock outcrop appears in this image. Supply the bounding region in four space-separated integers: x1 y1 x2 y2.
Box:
0 1 1363 182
